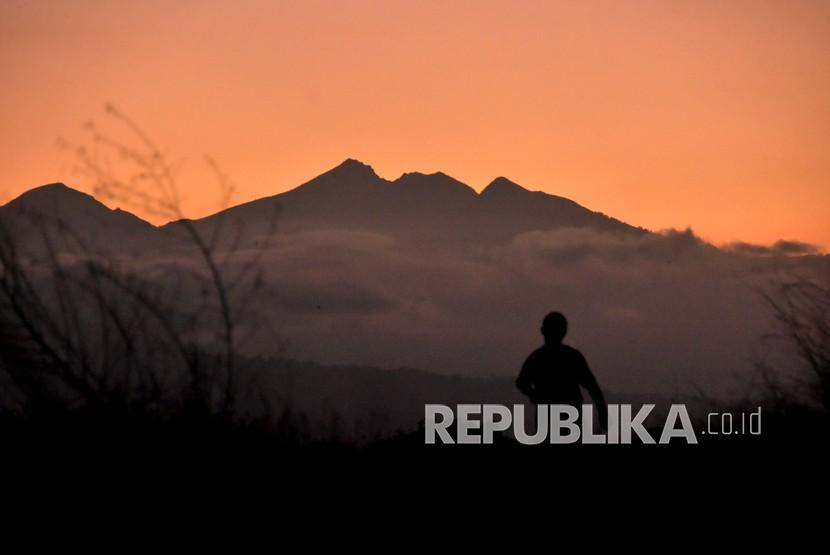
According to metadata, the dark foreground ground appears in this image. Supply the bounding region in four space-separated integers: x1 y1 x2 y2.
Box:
3 407 828 486
2 414 826 529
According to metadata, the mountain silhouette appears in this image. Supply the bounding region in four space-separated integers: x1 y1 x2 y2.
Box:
165 158 646 246
478 175 643 241
1 159 647 253
0 183 156 254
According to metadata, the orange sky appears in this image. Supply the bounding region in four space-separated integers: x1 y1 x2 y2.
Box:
2 0 829 249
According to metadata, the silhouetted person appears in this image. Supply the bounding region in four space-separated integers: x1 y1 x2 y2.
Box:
516 312 608 427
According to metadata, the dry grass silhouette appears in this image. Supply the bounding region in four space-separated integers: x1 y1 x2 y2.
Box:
759 277 830 413
0 106 281 440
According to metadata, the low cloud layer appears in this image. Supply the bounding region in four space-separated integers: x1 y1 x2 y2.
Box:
723 239 821 256
42 223 827 399
194 226 829 398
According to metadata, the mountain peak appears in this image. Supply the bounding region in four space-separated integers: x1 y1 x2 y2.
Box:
328 158 378 178
5 182 98 208
481 176 528 196
34 182 70 190
394 171 477 197
290 158 384 195
1 182 155 242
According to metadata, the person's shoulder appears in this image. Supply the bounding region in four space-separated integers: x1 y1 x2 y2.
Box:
561 344 585 359
528 346 546 357
525 346 546 361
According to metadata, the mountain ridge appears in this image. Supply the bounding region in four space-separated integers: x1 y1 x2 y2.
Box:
174 158 646 243
2 159 647 246
0 181 158 254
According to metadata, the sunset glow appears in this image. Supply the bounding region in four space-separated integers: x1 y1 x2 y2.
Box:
2 0 829 248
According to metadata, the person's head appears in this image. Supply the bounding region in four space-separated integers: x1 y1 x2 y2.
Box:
541 312 568 344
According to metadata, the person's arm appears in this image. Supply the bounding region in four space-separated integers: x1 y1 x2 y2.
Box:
578 353 608 428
